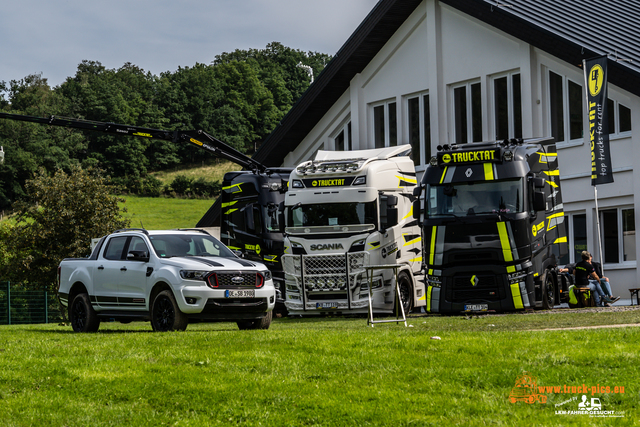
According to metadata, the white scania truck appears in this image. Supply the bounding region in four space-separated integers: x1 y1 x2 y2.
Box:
282 145 426 315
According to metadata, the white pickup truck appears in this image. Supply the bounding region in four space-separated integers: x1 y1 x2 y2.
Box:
57 229 276 332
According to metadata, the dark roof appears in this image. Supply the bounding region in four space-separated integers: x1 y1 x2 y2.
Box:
441 0 640 96
252 0 640 169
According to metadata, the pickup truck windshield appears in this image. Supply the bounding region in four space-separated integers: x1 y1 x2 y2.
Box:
287 201 377 227
149 234 235 258
427 178 524 217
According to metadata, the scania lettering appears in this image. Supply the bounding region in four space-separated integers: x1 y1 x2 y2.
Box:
413 138 569 313
282 145 425 315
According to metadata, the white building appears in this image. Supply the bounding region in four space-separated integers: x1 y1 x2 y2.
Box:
252 0 640 298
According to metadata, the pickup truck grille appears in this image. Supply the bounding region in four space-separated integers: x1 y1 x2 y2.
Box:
207 271 263 288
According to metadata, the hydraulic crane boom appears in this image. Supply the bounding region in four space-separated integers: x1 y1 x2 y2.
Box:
0 112 267 174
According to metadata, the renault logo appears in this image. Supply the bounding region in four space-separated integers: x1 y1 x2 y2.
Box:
470 275 479 287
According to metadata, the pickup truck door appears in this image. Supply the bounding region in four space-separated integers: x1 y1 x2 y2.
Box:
93 235 129 308
117 236 151 310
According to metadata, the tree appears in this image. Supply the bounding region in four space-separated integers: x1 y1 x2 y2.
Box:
0 166 130 290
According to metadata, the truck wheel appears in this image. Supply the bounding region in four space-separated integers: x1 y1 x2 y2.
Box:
237 311 272 330
398 271 413 314
542 272 556 310
69 293 100 333
151 290 188 332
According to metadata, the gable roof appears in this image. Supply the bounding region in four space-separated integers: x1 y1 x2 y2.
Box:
252 0 640 169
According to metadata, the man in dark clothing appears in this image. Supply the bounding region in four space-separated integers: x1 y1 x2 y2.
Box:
574 251 612 307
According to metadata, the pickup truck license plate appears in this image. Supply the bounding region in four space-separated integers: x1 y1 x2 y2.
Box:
464 304 488 312
316 302 338 309
225 290 255 298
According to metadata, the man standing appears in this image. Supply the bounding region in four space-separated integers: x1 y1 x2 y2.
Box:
574 251 614 307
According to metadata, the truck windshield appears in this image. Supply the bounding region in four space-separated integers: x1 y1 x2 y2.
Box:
149 234 235 258
427 178 524 217
287 201 377 228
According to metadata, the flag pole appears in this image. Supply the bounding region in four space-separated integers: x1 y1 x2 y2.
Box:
594 186 605 276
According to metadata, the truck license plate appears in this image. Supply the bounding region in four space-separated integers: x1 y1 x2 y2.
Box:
225 290 255 298
464 304 488 312
316 302 338 309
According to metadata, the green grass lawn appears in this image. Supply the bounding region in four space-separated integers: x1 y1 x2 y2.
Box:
120 196 216 230
1 309 638 426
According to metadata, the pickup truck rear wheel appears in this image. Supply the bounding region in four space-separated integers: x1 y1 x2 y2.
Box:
237 311 272 330
151 290 188 332
69 293 100 333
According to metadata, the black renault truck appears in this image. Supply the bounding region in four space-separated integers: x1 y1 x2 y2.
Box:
413 138 568 313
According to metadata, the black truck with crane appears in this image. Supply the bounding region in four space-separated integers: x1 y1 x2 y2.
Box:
0 112 291 313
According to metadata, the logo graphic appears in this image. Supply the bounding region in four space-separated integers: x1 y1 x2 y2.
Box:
578 395 602 412
442 154 451 163
312 180 318 187
509 372 547 404
588 64 604 96
470 275 479 287
231 276 244 284
465 168 473 178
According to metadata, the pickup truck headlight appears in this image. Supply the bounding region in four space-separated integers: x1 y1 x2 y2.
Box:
180 270 209 281
261 270 272 281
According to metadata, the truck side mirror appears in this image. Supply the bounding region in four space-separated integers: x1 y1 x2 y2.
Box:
278 212 285 233
243 205 255 233
413 199 421 220
386 194 398 207
412 186 422 197
386 207 398 229
533 191 546 211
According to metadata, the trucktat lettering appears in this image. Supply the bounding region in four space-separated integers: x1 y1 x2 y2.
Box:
57 229 276 332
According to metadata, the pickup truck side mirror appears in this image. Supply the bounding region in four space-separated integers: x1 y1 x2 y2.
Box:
127 251 149 262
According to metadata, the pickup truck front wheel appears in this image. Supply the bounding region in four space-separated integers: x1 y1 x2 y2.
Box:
151 290 188 332
69 293 100 333
237 311 272 330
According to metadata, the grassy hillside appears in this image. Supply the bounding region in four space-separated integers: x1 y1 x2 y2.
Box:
0 310 638 425
150 159 238 185
119 196 216 229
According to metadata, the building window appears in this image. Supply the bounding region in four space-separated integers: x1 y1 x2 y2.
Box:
333 121 351 151
372 101 397 148
606 99 632 135
452 81 482 144
600 207 636 264
559 213 587 265
406 93 431 166
493 73 522 140
549 71 583 143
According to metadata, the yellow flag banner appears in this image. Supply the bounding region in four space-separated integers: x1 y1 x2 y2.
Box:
583 55 614 185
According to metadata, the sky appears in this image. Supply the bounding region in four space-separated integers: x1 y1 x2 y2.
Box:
0 0 379 88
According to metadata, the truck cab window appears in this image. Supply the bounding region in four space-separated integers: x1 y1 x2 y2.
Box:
104 236 129 260
427 179 523 217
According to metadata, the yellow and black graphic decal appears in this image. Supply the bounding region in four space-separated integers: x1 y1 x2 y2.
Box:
301 176 355 188
438 148 501 166
428 225 446 266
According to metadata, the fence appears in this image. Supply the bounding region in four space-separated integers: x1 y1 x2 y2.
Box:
0 281 63 325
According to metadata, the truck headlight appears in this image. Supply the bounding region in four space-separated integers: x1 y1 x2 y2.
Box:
180 270 209 281
261 270 272 281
